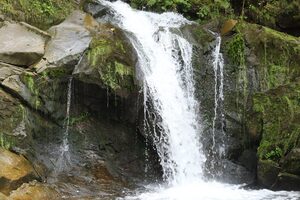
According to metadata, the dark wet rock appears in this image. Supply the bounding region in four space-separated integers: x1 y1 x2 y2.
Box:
0 22 48 67
220 160 255 184
238 149 257 172
274 172 300 191
281 148 300 175
257 159 281 189
83 0 109 19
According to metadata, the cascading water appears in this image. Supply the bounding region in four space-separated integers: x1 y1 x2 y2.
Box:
98 1 299 199
100 0 205 185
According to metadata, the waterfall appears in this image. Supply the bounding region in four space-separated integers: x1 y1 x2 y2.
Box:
86 1 300 200
56 77 73 173
99 0 205 184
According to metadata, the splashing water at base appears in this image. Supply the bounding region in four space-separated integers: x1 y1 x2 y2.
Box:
122 182 300 200
98 1 300 199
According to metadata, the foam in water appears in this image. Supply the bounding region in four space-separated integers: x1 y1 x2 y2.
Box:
99 1 300 199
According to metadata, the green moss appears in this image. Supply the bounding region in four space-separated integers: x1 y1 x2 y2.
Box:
236 22 300 91
254 83 300 161
225 32 245 66
88 39 113 67
86 28 136 92
0 0 76 30
21 73 41 109
0 133 14 150
42 67 69 79
99 61 134 91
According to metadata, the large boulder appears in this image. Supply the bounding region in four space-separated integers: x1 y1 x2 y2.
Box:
0 148 39 195
0 22 49 67
73 23 137 97
35 10 93 73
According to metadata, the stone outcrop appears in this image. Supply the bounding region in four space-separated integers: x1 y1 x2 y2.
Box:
0 22 49 67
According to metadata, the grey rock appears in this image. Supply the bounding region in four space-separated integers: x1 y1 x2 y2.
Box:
35 10 92 73
0 62 24 82
0 22 47 67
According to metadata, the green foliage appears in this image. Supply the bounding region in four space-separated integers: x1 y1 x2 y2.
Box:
0 0 76 30
131 0 232 20
265 147 283 161
131 0 191 12
226 33 245 66
22 73 41 109
255 83 300 161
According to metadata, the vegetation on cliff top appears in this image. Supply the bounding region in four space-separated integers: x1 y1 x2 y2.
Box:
131 0 232 21
0 0 76 29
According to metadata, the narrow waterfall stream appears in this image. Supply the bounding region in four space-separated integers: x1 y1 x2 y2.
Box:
210 35 226 177
55 77 73 173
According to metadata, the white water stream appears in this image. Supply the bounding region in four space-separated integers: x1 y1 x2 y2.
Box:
99 1 299 199
56 77 73 173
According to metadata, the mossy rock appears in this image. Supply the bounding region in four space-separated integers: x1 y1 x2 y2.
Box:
74 23 137 97
253 82 300 163
0 88 23 138
0 0 78 30
243 0 300 36
225 22 300 91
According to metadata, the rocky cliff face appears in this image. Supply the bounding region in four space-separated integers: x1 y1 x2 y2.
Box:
0 2 159 198
192 19 300 189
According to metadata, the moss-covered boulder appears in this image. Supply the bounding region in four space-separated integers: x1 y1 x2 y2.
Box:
73 23 137 97
221 21 300 189
232 0 300 36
